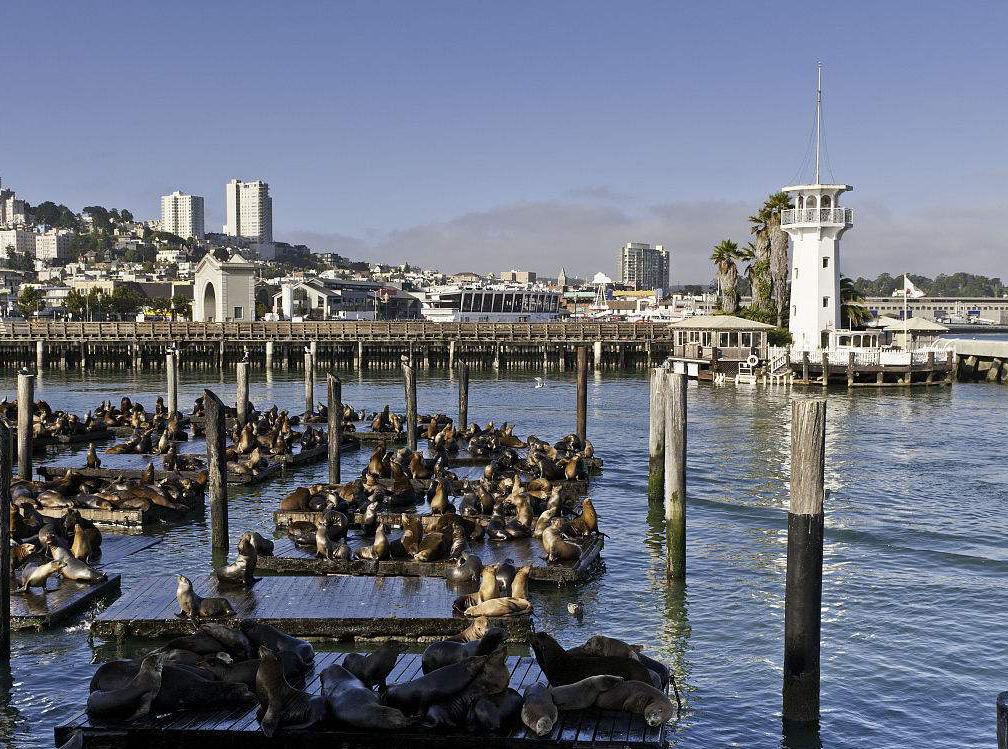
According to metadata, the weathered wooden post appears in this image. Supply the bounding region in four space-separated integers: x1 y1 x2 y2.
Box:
593 340 603 370
802 351 810 383
926 350 936 385
783 397 826 725
458 362 469 429
945 350 954 385
166 349 178 417
204 389 228 555
304 350 315 417
663 370 687 581
16 371 34 481
235 360 249 427
648 367 667 503
847 351 855 388
576 346 588 442
327 374 342 485
35 340 44 372
265 340 274 370
820 351 829 387
0 419 11 660
402 360 418 451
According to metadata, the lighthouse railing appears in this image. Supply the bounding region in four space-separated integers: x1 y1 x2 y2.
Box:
781 207 854 227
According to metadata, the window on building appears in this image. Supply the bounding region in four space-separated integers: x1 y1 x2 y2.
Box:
702 332 712 346
741 332 752 347
822 257 829 268
234 306 243 320
719 332 729 347
793 305 797 317
794 267 798 279
822 297 829 308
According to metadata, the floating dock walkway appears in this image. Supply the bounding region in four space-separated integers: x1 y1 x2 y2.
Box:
55 652 667 749
91 574 532 643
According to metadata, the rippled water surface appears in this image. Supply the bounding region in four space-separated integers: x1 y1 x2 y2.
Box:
2 366 1006 749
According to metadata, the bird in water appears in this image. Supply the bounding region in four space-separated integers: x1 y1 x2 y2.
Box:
568 601 584 620
534 377 545 389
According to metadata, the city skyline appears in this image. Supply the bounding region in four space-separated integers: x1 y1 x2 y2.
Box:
1 2 1005 282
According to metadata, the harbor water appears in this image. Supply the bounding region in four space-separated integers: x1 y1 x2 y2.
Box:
2 367 1006 748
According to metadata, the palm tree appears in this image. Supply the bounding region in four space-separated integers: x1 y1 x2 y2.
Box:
747 207 773 312
764 192 793 327
840 276 871 329
711 239 742 314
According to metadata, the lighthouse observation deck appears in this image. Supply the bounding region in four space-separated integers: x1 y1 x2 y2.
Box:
781 206 854 228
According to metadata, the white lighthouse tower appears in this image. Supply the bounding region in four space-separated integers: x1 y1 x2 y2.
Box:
781 64 853 353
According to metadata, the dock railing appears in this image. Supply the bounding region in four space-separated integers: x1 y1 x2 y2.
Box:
790 345 954 368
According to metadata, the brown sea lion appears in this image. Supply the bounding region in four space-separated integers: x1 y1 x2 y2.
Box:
342 643 400 689
548 674 624 709
383 653 490 714
319 662 413 730
356 523 390 561
472 688 524 733
421 626 506 674
49 546 106 583
451 615 490 643
542 518 583 563
413 532 446 562
17 559 66 593
567 498 599 536
255 646 324 736
86 653 165 720
175 575 234 618
594 680 677 726
511 564 531 601
521 683 558 737
529 632 654 687
85 442 101 469
476 564 500 603
464 597 532 617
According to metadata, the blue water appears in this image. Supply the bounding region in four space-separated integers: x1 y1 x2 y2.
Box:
3 367 1006 748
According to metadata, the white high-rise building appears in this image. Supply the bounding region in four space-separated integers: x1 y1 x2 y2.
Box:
224 179 272 243
781 65 854 352
160 191 205 240
35 229 74 262
619 242 669 292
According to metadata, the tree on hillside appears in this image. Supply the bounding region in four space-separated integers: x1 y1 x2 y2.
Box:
5 246 34 273
29 201 79 230
711 239 742 314
16 286 43 318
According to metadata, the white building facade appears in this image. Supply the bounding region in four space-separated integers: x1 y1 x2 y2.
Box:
619 242 669 292
160 191 205 240
225 179 272 243
191 252 256 322
0 228 35 256
34 229 74 262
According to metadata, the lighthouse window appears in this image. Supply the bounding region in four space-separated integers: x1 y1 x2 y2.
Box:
822 257 829 268
822 296 829 308
794 267 798 279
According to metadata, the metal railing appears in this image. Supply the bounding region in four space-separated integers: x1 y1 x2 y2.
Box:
790 346 953 368
780 207 854 227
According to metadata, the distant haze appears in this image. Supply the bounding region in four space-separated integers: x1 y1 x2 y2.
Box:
3 3 1006 282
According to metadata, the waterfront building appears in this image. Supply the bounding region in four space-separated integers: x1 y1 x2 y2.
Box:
500 269 537 284
866 296 1008 325
272 278 381 320
34 229 74 262
192 251 256 322
781 66 854 352
619 242 669 292
0 227 35 257
419 285 561 322
160 191 205 240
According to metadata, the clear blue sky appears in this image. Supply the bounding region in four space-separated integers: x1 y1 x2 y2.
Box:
2 1 1006 281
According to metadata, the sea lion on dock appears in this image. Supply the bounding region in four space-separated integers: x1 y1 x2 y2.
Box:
593 679 677 726
17 559 66 593
568 635 670 690
472 688 524 733
476 564 500 603
452 615 490 643
495 559 517 597
511 564 531 601
286 520 316 547
175 575 235 618
529 632 655 687
446 552 483 587
356 523 390 561
421 626 506 674
567 498 599 537
245 531 274 556
412 531 446 562
215 546 258 587
86 652 165 720
548 674 624 710
279 486 311 511
319 662 413 730
521 683 558 736
85 443 101 469
464 597 532 617
49 546 106 583
240 620 314 670
342 643 400 689
255 646 324 736
383 653 490 714
542 517 583 564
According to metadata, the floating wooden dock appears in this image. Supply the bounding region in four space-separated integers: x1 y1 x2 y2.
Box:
55 652 668 749
350 430 406 445
31 427 113 451
91 574 532 643
257 534 603 586
12 536 161 631
37 466 203 482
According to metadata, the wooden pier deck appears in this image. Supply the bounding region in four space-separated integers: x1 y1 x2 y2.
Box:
54 652 668 749
351 430 406 445
91 574 532 643
12 536 161 631
257 534 604 585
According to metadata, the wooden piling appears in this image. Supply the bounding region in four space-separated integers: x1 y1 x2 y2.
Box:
304 351 315 417
327 374 342 484
820 351 829 387
802 351 810 383
16 371 34 481
457 363 469 429
35 340 44 372
0 419 11 660
235 361 249 427
783 397 826 725
847 351 855 388
593 340 603 370
403 361 418 451
265 341 274 370
576 345 588 442
647 367 666 503
663 370 687 581
204 389 228 554
166 350 178 416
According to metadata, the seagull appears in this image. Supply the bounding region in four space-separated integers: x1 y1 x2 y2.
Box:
241 346 250 362
534 377 545 388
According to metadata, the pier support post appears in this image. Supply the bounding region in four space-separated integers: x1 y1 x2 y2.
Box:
16 372 34 481
357 341 365 370
663 370 687 581
593 340 603 370
576 346 588 442
265 341 274 370
559 348 566 371
847 352 855 388
926 351 936 385
802 351 810 383
402 360 417 451
648 367 667 503
204 389 228 555
783 397 826 725
493 345 501 370
820 352 829 387
309 340 318 366
448 340 456 371
218 341 225 370
0 419 11 661
79 343 87 371
458 363 469 429
35 340 44 372
236 361 249 427
945 350 954 385
327 375 342 484
304 351 315 417
166 350 178 417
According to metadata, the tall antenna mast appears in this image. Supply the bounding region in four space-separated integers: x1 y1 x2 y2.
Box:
815 62 822 184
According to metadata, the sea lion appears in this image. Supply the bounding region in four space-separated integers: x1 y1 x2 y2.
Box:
568 635 670 690
421 626 507 674
464 597 532 617
86 653 165 720
567 498 599 536
255 646 324 737
593 679 677 726
175 575 235 618
279 487 311 512
413 531 446 562
548 674 624 709
17 559 66 593
521 683 558 737
342 643 400 689
511 564 531 601
542 518 583 564
240 620 314 670
356 523 390 561
495 559 517 597
383 653 490 714
85 442 101 469
529 632 655 687
247 531 274 555
451 615 490 643
319 663 413 730
476 564 500 603
49 546 106 583
215 548 258 587
472 688 523 733
446 552 483 587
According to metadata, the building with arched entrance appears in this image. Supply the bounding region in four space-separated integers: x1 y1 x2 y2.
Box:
191 251 256 322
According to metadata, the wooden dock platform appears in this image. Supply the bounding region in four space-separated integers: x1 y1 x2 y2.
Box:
54 652 668 749
12 536 161 631
351 430 406 445
257 534 604 586
38 466 203 482
91 574 532 643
